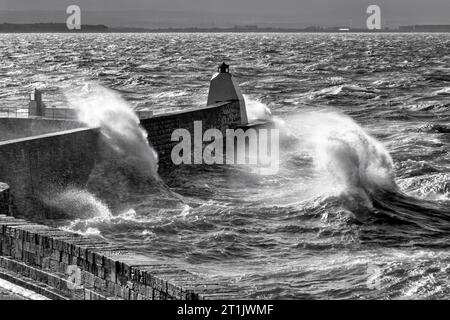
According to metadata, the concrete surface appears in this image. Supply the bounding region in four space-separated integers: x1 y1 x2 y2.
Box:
0 278 48 300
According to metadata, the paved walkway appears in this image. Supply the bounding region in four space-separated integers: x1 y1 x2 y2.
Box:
0 286 26 300
0 278 49 300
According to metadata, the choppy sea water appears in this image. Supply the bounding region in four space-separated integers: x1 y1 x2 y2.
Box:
0 33 449 299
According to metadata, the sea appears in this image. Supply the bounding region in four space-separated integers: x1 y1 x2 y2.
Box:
0 33 449 299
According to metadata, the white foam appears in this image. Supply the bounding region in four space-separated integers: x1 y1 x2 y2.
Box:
43 187 112 220
66 84 159 177
244 95 273 123
285 111 396 198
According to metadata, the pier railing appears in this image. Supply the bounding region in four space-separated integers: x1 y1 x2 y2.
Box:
0 106 28 118
0 106 77 120
41 107 78 120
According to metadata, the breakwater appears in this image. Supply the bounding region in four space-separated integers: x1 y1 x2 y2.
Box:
0 183 11 216
0 214 237 300
0 119 99 219
141 101 242 167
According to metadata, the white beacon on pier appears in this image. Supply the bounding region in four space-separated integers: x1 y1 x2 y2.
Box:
207 62 248 125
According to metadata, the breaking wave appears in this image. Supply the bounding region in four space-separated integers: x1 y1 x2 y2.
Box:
47 84 183 224
67 84 159 177
280 111 450 235
284 111 396 197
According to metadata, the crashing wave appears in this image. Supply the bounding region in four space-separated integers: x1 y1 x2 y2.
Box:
284 111 396 197
66 84 159 177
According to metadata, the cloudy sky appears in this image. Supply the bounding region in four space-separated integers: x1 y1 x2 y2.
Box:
1 0 449 28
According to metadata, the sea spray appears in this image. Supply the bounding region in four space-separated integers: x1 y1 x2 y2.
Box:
244 95 273 123
42 187 112 220
62 84 182 216
67 84 159 177
243 95 292 141
283 111 396 199
61 207 138 237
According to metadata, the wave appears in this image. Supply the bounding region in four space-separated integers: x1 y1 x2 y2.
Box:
398 173 450 201
43 84 185 223
280 111 450 237
66 84 159 177
307 85 378 99
284 111 396 195
418 123 450 133
433 87 450 96
402 102 450 113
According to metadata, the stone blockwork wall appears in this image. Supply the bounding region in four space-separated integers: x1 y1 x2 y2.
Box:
0 128 99 219
0 215 237 300
0 183 11 216
140 101 242 167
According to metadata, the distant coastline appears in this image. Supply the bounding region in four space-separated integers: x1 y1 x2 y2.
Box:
0 23 108 32
1 23 450 33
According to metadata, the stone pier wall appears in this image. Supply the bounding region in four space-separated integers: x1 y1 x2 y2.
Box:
0 183 11 216
140 101 242 167
0 126 99 219
0 215 237 300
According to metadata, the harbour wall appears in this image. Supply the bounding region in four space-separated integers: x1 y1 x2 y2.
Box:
0 183 11 216
0 214 235 300
0 120 99 219
140 101 242 167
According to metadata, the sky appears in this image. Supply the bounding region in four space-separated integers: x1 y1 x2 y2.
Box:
1 0 449 28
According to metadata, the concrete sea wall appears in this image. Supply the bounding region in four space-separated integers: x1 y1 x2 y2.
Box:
0 214 236 300
0 183 11 216
141 101 242 167
0 125 99 219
